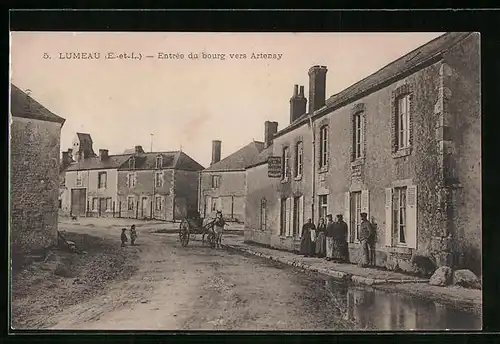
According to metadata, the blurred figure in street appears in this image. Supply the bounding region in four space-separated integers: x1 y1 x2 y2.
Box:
130 224 138 246
214 210 226 248
121 228 128 247
300 218 315 257
315 217 326 258
325 214 335 261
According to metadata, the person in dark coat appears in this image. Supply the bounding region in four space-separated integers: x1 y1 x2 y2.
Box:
121 228 128 247
315 217 326 258
335 214 349 263
130 224 137 246
300 218 315 257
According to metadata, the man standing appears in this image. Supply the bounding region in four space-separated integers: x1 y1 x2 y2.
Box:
359 212 375 267
325 214 335 261
213 210 226 249
336 214 349 263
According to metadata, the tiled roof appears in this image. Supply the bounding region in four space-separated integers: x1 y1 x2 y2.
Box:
246 144 274 169
203 141 265 172
277 32 473 137
65 151 204 171
10 84 66 124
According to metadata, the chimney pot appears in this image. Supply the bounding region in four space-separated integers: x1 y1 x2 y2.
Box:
299 86 305 97
135 145 144 154
290 84 307 123
293 84 299 96
211 140 222 165
99 149 109 161
264 121 279 149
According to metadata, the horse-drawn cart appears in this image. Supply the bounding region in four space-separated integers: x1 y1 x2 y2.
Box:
178 210 217 248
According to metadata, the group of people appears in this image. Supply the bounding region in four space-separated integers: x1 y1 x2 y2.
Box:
300 212 376 267
121 224 138 247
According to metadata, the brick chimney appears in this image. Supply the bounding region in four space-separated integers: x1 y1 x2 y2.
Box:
135 145 144 154
67 148 73 160
308 65 328 114
290 85 307 123
99 149 109 161
211 140 221 165
61 151 72 167
264 121 278 148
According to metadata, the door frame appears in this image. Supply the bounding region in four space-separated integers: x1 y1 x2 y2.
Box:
71 187 87 216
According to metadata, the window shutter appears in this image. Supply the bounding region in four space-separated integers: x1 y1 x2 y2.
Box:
344 192 350 234
385 188 393 247
406 185 418 249
298 196 304 237
285 198 291 237
361 189 370 219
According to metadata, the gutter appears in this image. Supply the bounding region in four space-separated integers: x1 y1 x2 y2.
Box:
308 114 316 222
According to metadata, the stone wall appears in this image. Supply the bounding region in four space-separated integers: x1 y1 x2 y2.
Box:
10 116 62 253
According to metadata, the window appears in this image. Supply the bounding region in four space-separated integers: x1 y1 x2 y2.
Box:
350 192 362 242
127 172 136 188
211 197 219 212
319 195 328 220
260 199 267 231
106 198 113 212
76 172 82 186
319 125 328 168
92 197 99 211
353 112 364 159
129 157 135 169
295 141 303 177
280 198 292 237
396 94 410 149
282 147 290 180
155 171 163 188
155 155 163 169
98 172 107 189
293 196 304 238
155 196 163 211
59 199 62 209
127 196 135 210
211 175 220 188
393 187 407 245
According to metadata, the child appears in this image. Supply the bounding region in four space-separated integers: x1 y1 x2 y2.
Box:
213 211 225 249
130 224 137 246
121 228 128 247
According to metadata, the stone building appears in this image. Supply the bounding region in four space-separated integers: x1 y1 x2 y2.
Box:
244 32 481 275
62 137 204 221
199 140 265 222
117 146 204 221
10 84 66 252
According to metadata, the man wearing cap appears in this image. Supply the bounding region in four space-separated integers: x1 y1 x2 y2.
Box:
325 214 335 261
359 212 375 267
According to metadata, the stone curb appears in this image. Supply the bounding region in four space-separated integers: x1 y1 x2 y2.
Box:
222 243 429 286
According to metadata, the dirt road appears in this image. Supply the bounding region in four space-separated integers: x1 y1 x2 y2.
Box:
47 225 355 331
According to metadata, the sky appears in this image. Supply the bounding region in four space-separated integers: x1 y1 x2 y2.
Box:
10 32 444 168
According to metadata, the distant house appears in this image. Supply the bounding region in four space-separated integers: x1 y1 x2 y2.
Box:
62 137 204 221
199 139 265 222
10 84 66 253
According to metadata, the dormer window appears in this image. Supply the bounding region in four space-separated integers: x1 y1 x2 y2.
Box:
155 155 163 169
129 157 135 169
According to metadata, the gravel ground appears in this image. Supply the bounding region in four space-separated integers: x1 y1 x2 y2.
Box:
11 231 139 329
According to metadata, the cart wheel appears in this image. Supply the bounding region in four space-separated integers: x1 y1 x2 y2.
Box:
179 219 190 247
207 231 216 249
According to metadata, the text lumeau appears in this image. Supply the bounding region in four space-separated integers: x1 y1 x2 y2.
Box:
57 52 284 61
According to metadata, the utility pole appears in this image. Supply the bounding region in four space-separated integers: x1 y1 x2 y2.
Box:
150 133 154 153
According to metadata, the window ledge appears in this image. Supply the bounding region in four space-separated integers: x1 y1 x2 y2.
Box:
387 246 413 255
351 158 365 168
281 178 290 184
348 242 361 248
294 175 303 181
318 167 329 174
392 147 412 159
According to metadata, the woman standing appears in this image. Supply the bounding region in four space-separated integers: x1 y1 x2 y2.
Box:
300 219 315 257
315 217 326 258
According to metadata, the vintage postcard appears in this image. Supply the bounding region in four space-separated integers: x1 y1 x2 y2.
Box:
9 31 481 331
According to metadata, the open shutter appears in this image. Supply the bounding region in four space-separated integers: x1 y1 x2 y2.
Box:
361 189 370 219
285 198 291 237
344 192 350 240
298 196 304 237
385 188 393 247
406 185 418 249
